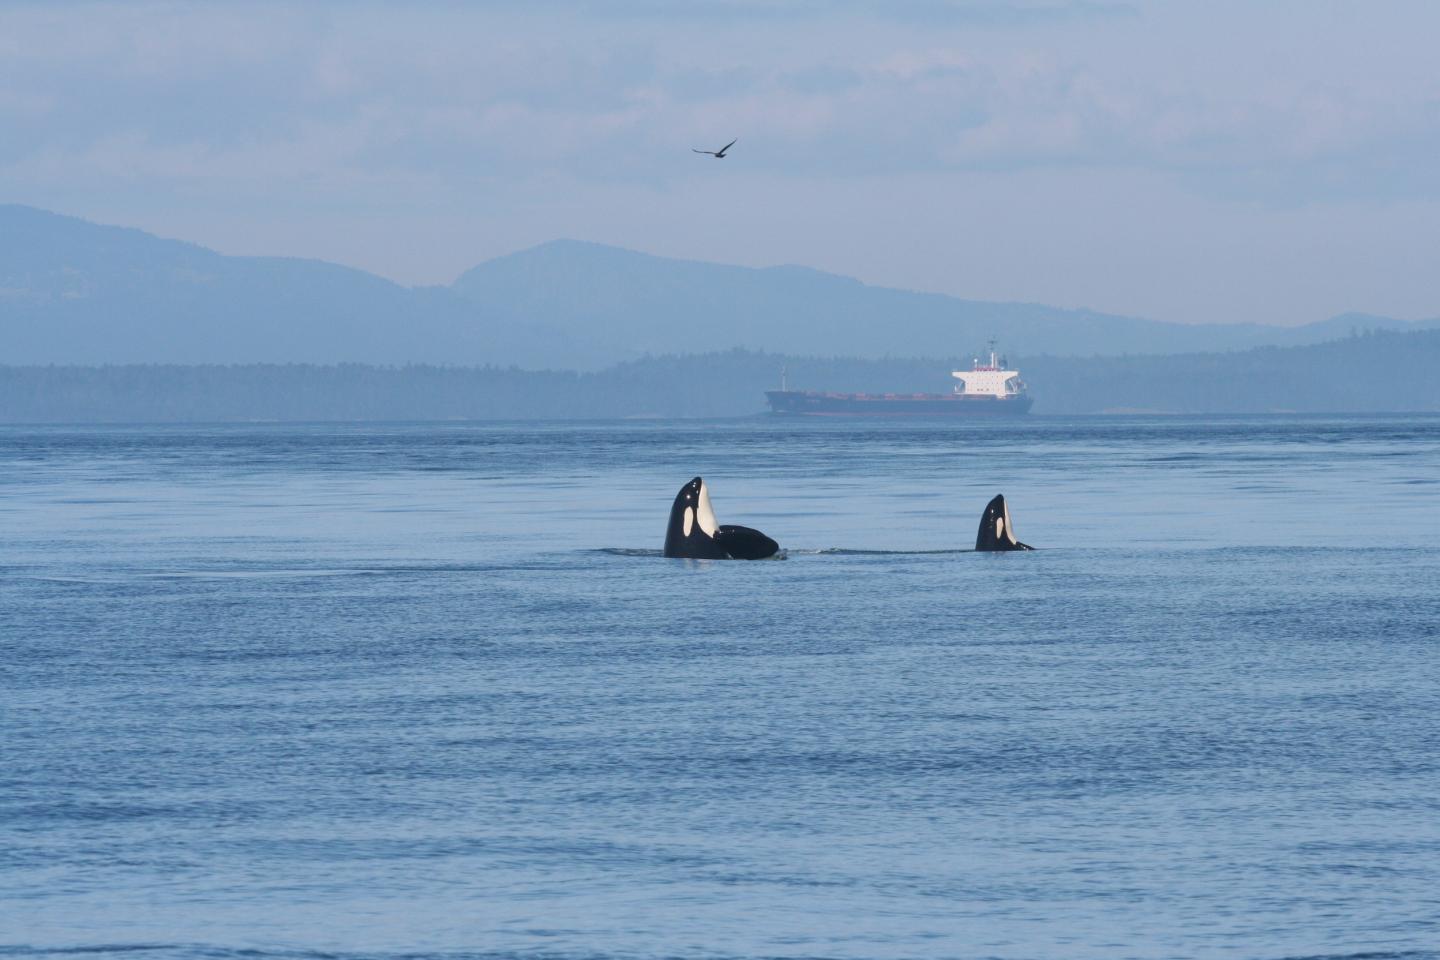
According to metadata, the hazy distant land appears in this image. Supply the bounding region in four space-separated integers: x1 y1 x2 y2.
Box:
2 329 1436 421
3 204 1438 420
5 205 1436 369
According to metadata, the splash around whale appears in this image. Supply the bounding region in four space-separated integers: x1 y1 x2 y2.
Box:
663 477 781 560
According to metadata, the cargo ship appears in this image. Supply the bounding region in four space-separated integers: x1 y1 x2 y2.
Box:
765 343 1033 416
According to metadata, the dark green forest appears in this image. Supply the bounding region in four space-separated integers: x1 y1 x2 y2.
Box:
2 329 1436 422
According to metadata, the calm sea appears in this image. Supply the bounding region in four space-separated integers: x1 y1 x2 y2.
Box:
3 416 1438 960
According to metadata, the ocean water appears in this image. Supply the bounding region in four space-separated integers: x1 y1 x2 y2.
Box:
2 415 1438 960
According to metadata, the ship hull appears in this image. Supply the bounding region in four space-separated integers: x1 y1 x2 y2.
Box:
765 391 1033 416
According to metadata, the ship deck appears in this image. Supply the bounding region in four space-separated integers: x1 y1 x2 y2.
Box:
765 390 1033 416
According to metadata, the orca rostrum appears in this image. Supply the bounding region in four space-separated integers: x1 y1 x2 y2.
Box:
975 494 1034 551
663 476 780 560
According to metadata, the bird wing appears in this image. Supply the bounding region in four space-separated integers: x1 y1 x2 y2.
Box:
718 138 737 153
692 148 715 155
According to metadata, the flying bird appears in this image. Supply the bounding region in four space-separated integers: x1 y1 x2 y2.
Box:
693 138 737 158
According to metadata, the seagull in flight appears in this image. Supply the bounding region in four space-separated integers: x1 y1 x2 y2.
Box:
693 138 737 158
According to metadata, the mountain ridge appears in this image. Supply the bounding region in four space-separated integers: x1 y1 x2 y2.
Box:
3 204 1434 368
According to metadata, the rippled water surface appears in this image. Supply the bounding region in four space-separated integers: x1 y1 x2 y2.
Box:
3 416 1439 960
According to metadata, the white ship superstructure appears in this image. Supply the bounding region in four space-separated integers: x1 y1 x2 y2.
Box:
951 342 1027 400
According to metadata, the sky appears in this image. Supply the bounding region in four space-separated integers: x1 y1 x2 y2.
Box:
2 0 1439 326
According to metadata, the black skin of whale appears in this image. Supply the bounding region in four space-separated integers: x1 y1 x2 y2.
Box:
663 476 780 560
975 494 1034 551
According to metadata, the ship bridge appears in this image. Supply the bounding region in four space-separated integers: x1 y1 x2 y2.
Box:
952 346 1026 398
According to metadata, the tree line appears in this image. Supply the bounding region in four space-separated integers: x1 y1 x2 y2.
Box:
1 329 1436 422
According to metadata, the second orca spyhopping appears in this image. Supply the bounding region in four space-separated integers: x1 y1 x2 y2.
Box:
975 494 1034 551
663 476 780 560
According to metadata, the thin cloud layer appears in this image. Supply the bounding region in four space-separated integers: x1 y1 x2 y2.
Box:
2 0 1438 325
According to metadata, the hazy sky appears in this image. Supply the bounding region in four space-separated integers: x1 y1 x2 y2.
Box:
3 0 1438 325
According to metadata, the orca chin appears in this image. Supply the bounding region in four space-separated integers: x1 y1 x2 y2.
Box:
663 476 780 560
975 494 1034 551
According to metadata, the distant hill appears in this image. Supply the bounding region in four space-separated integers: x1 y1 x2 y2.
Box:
454 240 1436 363
3 329 1437 421
3 204 1435 368
0 205 568 367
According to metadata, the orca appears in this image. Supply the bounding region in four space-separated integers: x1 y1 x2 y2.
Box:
663 477 780 560
975 494 1034 551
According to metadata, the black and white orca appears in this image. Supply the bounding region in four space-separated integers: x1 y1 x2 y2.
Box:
975 494 1034 551
663 476 780 560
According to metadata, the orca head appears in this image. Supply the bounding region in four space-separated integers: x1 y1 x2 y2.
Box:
663 476 725 558
714 523 781 560
975 494 1033 551
662 476 779 560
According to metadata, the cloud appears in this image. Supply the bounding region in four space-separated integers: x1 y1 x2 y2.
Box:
433 0 1137 27
3 0 1437 190
3 0 1439 323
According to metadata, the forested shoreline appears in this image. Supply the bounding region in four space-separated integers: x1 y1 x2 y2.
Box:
2 329 1436 422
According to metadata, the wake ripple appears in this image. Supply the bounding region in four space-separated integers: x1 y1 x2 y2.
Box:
595 547 977 558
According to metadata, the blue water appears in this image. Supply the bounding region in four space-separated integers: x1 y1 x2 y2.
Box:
3 416 1438 960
